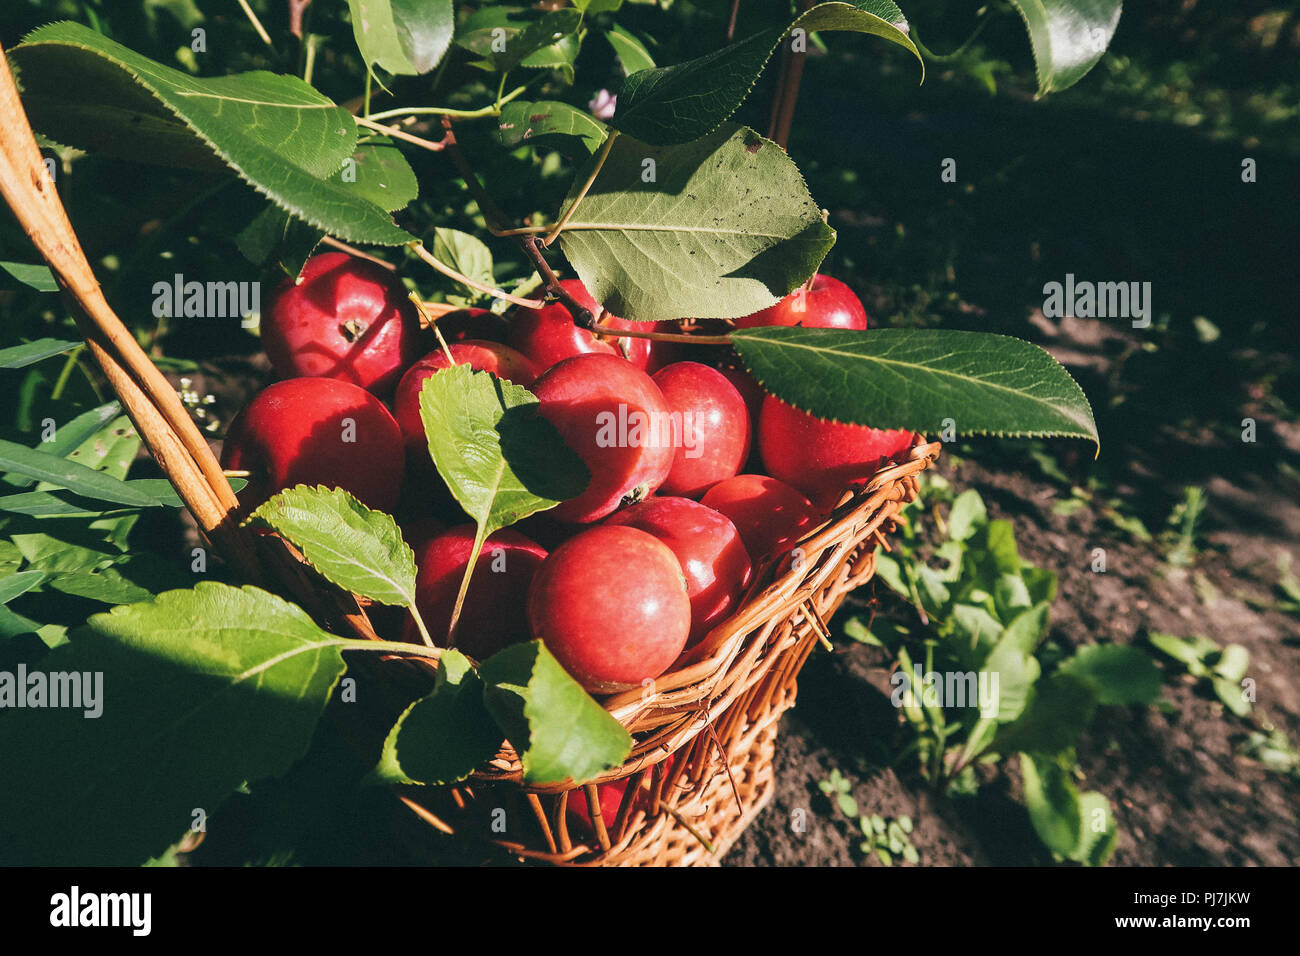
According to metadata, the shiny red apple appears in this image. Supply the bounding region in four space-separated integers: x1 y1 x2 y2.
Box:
260 252 424 394
221 377 404 513
732 274 868 331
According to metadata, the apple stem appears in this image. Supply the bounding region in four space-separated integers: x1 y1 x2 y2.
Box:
409 295 458 366
542 130 619 248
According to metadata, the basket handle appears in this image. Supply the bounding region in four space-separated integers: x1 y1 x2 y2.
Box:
0 42 261 580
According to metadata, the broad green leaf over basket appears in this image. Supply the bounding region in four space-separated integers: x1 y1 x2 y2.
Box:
12 22 414 245
480 641 633 785
558 124 836 322
0 583 350 865
731 327 1099 449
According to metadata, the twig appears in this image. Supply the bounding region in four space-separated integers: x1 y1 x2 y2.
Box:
767 0 816 149
367 85 528 122
355 115 447 152
235 0 274 48
726 0 742 42
409 242 544 309
320 236 396 270
517 236 595 328
438 117 594 325
593 324 731 345
288 0 312 39
543 130 618 247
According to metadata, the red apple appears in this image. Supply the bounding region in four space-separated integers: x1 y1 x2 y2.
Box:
732 274 868 331
260 252 423 394
650 362 751 498
700 474 816 561
716 362 765 425
392 341 541 455
758 395 913 507
221 377 404 512
433 307 508 344
507 278 674 373
528 525 691 691
531 353 675 523
402 525 547 660
606 497 752 647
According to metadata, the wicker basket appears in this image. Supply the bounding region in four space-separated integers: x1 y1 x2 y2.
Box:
0 49 938 867
399 439 937 865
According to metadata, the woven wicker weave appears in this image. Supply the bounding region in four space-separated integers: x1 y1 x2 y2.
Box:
0 47 938 867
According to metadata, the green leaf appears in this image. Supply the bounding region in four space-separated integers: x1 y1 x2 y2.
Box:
0 261 57 292
1147 631 1217 677
1058 644 1163 706
983 630 1041 723
48 566 153 605
234 201 324 276
574 0 625 12
497 100 608 154
418 365 587 634
10 534 114 575
333 142 419 212
1073 791 1117 866
0 570 45 605
947 489 987 541
611 0 921 145
520 32 582 85
1020 752 1081 857
20 402 121 465
431 227 495 292
993 673 1098 756
605 24 655 75
999 601 1051 656
247 486 417 609
0 583 349 865
558 123 835 322
1213 677 1252 717
1213 644 1249 683
346 0 454 76
13 23 413 245
0 338 80 369
478 641 633 785
418 365 588 536
457 8 583 75
732 328 1099 448
1006 0 1122 96
0 439 162 507
368 650 502 786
